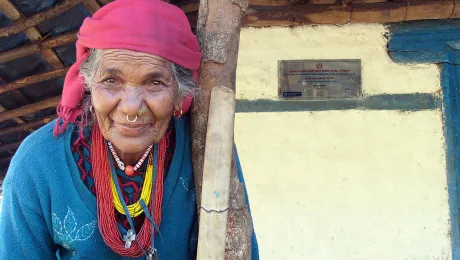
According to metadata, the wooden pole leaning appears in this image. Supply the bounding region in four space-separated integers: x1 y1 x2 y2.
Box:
196 86 236 260
193 0 253 258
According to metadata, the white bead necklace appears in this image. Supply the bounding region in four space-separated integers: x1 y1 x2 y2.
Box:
107 142 153 176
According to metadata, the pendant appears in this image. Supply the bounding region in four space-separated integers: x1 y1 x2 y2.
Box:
123 229 136 249
124 165 135 176
146 247 158 260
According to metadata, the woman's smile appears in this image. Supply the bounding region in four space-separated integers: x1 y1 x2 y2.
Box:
112 121 152 137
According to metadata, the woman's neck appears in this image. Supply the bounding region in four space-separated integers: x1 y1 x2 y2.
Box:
116 149 144 166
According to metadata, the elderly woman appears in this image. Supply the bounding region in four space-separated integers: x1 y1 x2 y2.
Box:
0 0 258 259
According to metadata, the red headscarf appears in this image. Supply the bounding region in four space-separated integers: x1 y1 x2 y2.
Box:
54 0 201 136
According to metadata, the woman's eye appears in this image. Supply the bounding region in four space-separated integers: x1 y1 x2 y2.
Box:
102 77 116 83
151 80 162 85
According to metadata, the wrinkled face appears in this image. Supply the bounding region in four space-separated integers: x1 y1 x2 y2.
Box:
90 49 181 157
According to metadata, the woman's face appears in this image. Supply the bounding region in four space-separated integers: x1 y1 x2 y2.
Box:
90 49 181 157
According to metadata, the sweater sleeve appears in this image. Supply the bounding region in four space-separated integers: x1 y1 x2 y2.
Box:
0 160 57 259
235 147 260 260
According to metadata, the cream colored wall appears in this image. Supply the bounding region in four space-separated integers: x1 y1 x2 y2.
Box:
235 24 450 259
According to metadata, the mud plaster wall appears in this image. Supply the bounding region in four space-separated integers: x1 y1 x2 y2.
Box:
234 24 450 259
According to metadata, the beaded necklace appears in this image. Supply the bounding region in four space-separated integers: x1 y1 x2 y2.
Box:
111 153 153 217
72 122 176 232
91 125 166 258
108 141 153 176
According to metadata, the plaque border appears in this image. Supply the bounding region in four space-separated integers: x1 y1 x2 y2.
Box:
278 59 362 101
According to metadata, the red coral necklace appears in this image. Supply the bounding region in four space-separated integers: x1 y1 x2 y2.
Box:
91 125 166 258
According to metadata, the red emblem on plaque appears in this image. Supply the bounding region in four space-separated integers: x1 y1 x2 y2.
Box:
316 63 323 69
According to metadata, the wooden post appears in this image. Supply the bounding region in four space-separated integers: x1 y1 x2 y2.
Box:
193 0 253 258
197 86 236 259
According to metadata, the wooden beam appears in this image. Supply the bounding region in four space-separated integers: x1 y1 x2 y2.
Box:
0 75 23 124
0 0 85 38
0 105 24 124
98 0 113 4
244 4 352 27
453 0 460 18
0 31 77 64
0 141 21 154
0 96 61 123
179 0 390 13
193 0 253 258
182 3 199 13
351 2 407 23
0 0 65 69
0 115 56 136
248 0 390 5
350 0 394 3
243 1 460 26
406 0 455 20
159 1 460 30
0 68 69 95
178 0 329 14
0 0 60 124
176 0 200 13
83 0 102 15
249 0 306 5
309 0 336 4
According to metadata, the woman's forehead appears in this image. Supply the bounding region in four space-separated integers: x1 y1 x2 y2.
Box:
98 49 172 72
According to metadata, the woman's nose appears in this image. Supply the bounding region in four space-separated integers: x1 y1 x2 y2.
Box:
118 87 143 117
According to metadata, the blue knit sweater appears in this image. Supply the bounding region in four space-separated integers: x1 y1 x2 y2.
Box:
0 117 258 259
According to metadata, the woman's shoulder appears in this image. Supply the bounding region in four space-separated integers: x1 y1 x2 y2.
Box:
9 120 73 172
2 121 74 200
14 120 68 156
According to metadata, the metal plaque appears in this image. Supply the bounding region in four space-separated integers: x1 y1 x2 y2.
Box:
278 59 362 100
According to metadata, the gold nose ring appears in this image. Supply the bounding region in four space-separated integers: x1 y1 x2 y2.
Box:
126 114 138 123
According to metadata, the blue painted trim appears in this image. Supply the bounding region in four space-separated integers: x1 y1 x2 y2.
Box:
388 20 460 65
389 51 451 64
235 93 440 113
441 63 460 259
389 20 460 260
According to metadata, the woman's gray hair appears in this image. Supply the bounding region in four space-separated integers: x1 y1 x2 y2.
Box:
79 49 198 96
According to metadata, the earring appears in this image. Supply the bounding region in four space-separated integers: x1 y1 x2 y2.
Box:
89 105 94 114
174 108 183 119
